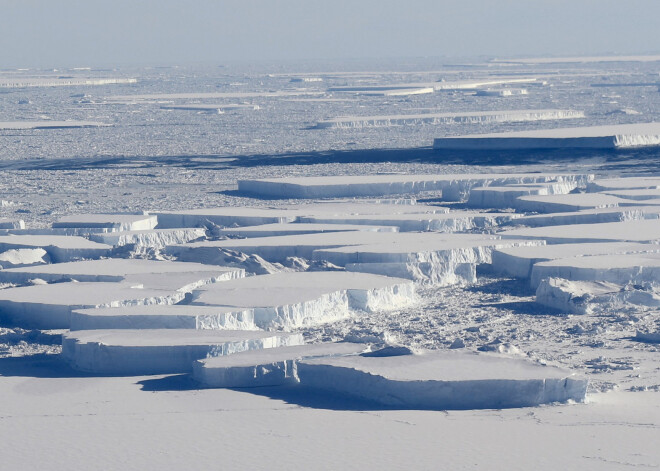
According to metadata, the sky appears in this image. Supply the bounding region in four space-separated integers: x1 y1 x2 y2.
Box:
1 0 660 68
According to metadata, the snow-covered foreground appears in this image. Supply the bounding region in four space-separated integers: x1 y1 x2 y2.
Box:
1 59 660 469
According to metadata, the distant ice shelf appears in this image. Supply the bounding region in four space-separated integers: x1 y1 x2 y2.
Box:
433 123 660 150
315 109 583 129
160 104 260 113
0 121 107 130
0 77 136 88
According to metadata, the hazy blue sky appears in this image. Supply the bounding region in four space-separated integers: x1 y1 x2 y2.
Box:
2 0 659 68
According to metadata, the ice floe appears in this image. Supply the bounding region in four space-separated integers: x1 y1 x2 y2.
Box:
52 214 157 232
0 235 111 262
297 350 587 409
62 329 303 375
433 123 660 150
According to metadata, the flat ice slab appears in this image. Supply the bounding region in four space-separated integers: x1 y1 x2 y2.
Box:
500 219 660 244
0 282 185 329
238 173 592 200
0 259 244 290
514 193 626 213
510 206 660 227
316 110 583 129
52 214 157 231
0 235 111 262
433 123 660 150
62 329 304 375
193 342 367 388
192 271 415 329
0 218 24 230
70 304 257 331
530 252 660 288
298 351 587 410
0 77 136 88
88 228 206 247
218 223 397 238
0 121 106 130
492 242 660 279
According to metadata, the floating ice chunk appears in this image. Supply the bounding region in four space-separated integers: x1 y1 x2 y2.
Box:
298 211 519 232
433 123 660 150
536 278 625 314
467 182 578 209
88 228 206 248
193 342 366 388
315 110 581 129
105 91 323 102
62 329 303 375
0 248 50 269
530 253 660 288
153 207 297 229
474 88 528 96
289 77 323 82
634 331 660 343
0 235 111 262
297 350 587 409
513 193 625 213
191 271 415 329
433 78 538 90
500 219 660 244
238 173 592 200
0 121 107 130
70 304 257 331
0 218 24 229
0 259 243 290
0 282 185 329
587 177 660 192
160 104 260 112
52 214 157 232
492 242 660 279
509 206 660 227
218 223 397 238
602 189 660 201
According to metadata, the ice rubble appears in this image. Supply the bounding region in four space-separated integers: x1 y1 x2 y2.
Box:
0 235 112 262
238 173 593 200
535 278 660 314
433 123 660 150
297 351 587 409
52 214 157 232
193 342 366 388
62 329 304 375
191 272 416 329
315 110 583 129
492 242 660 279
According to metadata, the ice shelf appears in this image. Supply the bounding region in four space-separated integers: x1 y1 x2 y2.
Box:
297 351 587 410
218 223 398 238
0 235 111 262
62 329 304 375
193 342 367 388
433 123 660 150
191 271 416 329
52 214 157 231
238 173 593 200
315 110 583 129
